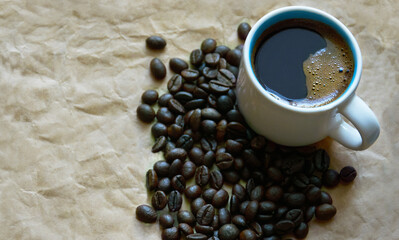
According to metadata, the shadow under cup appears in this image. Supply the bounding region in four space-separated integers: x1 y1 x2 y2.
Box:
245 7 362 111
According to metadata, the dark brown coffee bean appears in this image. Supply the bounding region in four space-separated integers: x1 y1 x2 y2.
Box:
305 185 321 203
215 152 234 170
222 170 240 184
135 204 157 223
168 99 186 115
185 99 206 110
152 136 167 153
181 69 200 82
314 149 330 172
201 108 222 121
225 109 243 124
280 154 305 175
182 161 196 179
164 140 175 154
252 171 265 185
179 223 194 236
191 198 206 215
218 208 231 226
209 80 230 94
285 193 306 208
175 134 193 151
159 93 174 107
218 224 239 240
216 119 227 142
151 123 167 138
262 224 274 237
141 89 158 105
195 165 210 187
237 22 251 40
217 69 236 85
146 169 158 191
226 49 241 67
190 49 204 66
229 195 240 215
232 184 246 201
168 190 182 212
185 185 202 199
169 159 183 177
205 53 220 67
265 186 283 202
266 167 283 182
150 58 166 79
174 114 185 128
315 203 336 220
158 177 172 194
154 161 170 177
244 200 259 222
226 122 247 138
167 124 183 140
170 58 189 73
219 57 227 69
195 225 214 236
193 87 209 99
202 67 218 79
225 140 243 156
157 107 175 124
211 215 220 230
197 204 215 225
309 175 322 188
242 149 262 169
249 222 263 238
199 83 210 92
249 136 265 151
214 45 230 57
250 186 265 201
232 215 247 229
202 188 217 203
340 166 357 182
239 201 250 216
245 178 256 197
239 229 257 240
322 169 340 187
285 209 303 227
171 175 186 192
294 222 309 239
184 82 197 93
275 220 295 235
202 151 215 168
210 170 224 190
212 189 229 208
292 173 310 188
217 95 234 114
201 38 217 54
206 94 217 108
159 213 174 228
166 148 187 161
304 206 316 222
137 104 155 123
274 206 288 221
162 227 179 240
189 108 201 131
189 147 205 166
178 210 196 226
187 233 207 240
168 74 183 94
201 120 217 136
146 36 166 50
174 91 193 104
319 191 333 205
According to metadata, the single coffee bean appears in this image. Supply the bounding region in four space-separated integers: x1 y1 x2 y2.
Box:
152 136 167 153
205 53 220 67
280 154 305 175
226 122 247 139
212 189 229 208
245 178 256 197
170 58 189 73
159 213 174 228
214 45 231 57
150 58 167 79
216 119 227 142
166 148 187 161
305 185 321 203
232 215 247 229
141 90 158 105
285 209 303 227
190 49 204 66
274 220 295 235
195 225 214 236
185 185 202 199
169 159 183 177
212 215 220 230
218 208 231 226
167 124 183 141
207 94 218 108
179 223 195 236
237 22 251 40
274 206 289 220
151 122 168 138
262 224 274 237
137 104 155 123
189 147 205 166
185 99 206 110
309 175 322 188
217 69 236 85
233 158 244 171
171 175 186 192
239 229 257 240
168 190 183 212
340 166 357 182
158 93 174 107
168 74 183 94
294 222 309 239
202 67 218 79
181 69 200 82
197 204 215 226
226 49 241 67
304 206 316 222
285 193 306 208
250 186 265 201
225 139 243 156
187 233 207 240
252 171 265 185
175 91 194 104
203 188 217 203
232 184 247 201
265 186 284 202
152 190 168 210
209 80 230 94
158 177 172 194
203 151 215 168
319 191 333 205
157 107 175 125
245 200 259 222
314 149 330 172
146 169 158 191
266 167 284 182
210 170 224 190
188 108 201 131
175 134 193 151
249 222 263 239
191 197 206 215
218 224 239 240
182 161 196 179
178 210 196 226
199 83 211 93
164 141 176 155
175 114 185 127
230 195 240 215
201 120 217 136
219 57 227 69
146 35 166 49
292 173 310 188
162 227 179 240
222 170 240 184
315 203 337 220
168 99 186 115
258 201 276 216
195 165 210 187
217 95 234 114
227 64 239 78
154 161 170 178
215 152 234 170
193 87 208 99
201 108 222 121
135 204 157 223
322 169 340 187
201 38 217 53
239 201 250 216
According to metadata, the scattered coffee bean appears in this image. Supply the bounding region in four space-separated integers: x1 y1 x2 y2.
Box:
244 200 259 222
250 185 265 201
202 67 218 79
158 177 172 194
340 166 357 182
165 148 187 161
319 191 333 205
185 185 202 199
141 90 159 105
239 229 257 240
314 149 330 172
168 74 183 94
322 169 340 187
306 185 321 203
294 222 309 239
219 208 231 225
215 152 234 170
179 223 195 236
205 53 220 67
152 136 167 153
137 104 155 123
265 185 284 202
146 169 158 191
162 227 179 240
304 205 316 222
218 224 239 240
210 170 224 190
150 58 167 79
275 220 295 235
195 224 214 236
159 213 174 228
170 58 189 73
136 204 157 223
262 224 274 237
197 204 215 225
226 49 241 67
202 188 217 203
195 165 210 187
190 49 204 66
315 203 337 220
182 161 197 179
201 38 217 53
237 22 251 40
285 209 303 227
214 45 231 57
212 189 229 208
171 175 186 192
146 36 166 50
191 197 206 215
152 190 168 210
168 190 183 212
178 210 196 226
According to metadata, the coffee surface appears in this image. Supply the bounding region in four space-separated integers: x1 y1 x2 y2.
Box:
253 19 354 108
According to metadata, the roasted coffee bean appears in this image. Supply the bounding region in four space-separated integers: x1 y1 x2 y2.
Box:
175 134 193 151
315 204 336 220
168 190 183 212
199 83 210 92
189 147 205 166
137 104 155 123
250 186 265 201
184 82 197 93
314 149 330 172
187 233 207 240
285 209 303 227
242 149 262 169
201 38 217 53
212 215 220 230
159 213 174 228
179 223 195 236
154 161 170 178
232 184 246 201
294 222 309 239
227 64 239 78
217 69 236 85
319 191 333 204
237 22 251 40
205 53 220 67
322 169 340 187
168 99 186 115
199 138 214 152
340 166 357 182
146 169 158 191
146 36 166 49
193 87 208 99
262 224 274 237
245 200 259 222
202 67 218 79
182 69 200 82
214 45 230 57
191 198 206 215
275 220 295 235
225 139 243 156
216 119 227 142
171 175 186 192
168 74 183 94
252 171 265 185
151 122 168 138
285 193 306 208
167 124 183 140
292 173 310 188
190 49 204 66
204 151 216 167
170 58 189 73
249 222 263 238
215 152 234 170
175 91 194 104
195 165 210 187
152 136 167 153
245 178 256 197
203 188 217 203
239 229 257 240
206 94 217 108
230 195 240 215
234 157 244 171
164 141 175 154
306 185 321 203
309 175 322 188
162 227 179 240
166 148 187 161
217 95 234 114
195 225 214 236
218 224 240 240
274 206 289 220
304 206 316 222
174 114 184 127
182 161 196 179
232 215 247 229
239 201 250 215
158 177 172 194
226 122 247 138
222 170 240 184
249 136 265 151
185 99 207 110
188 109 201 131
266 167 284 182
178 210 196 226
210 170 224 190
197 204 215 225
157 107 175 124
185 185 202 199
212 189 229 208
201 120 217 136
169 159 183 177
219 57 227 69
209 80 230 94
141 90 158 105
265 186 284 202
201 108 222 121
136 204 157 223
226 49 241 67
150 58 167 79
159 93 174 107
219 208 231 225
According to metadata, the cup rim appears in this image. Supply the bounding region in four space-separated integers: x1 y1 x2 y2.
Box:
243 6 362 113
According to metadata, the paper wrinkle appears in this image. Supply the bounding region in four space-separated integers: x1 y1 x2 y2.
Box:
1 0 399 239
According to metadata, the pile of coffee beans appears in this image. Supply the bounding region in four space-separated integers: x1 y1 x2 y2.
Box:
136 23 357 240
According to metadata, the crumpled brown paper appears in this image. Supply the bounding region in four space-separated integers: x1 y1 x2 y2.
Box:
0 0 398 239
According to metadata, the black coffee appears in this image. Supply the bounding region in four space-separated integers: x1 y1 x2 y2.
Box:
253 19 354 107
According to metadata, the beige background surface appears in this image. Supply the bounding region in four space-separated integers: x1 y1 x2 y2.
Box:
0 0 398 239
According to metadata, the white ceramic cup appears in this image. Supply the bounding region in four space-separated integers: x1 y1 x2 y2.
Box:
237 6 380 150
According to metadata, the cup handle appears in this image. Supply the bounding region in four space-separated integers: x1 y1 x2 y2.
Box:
328 95 380 150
